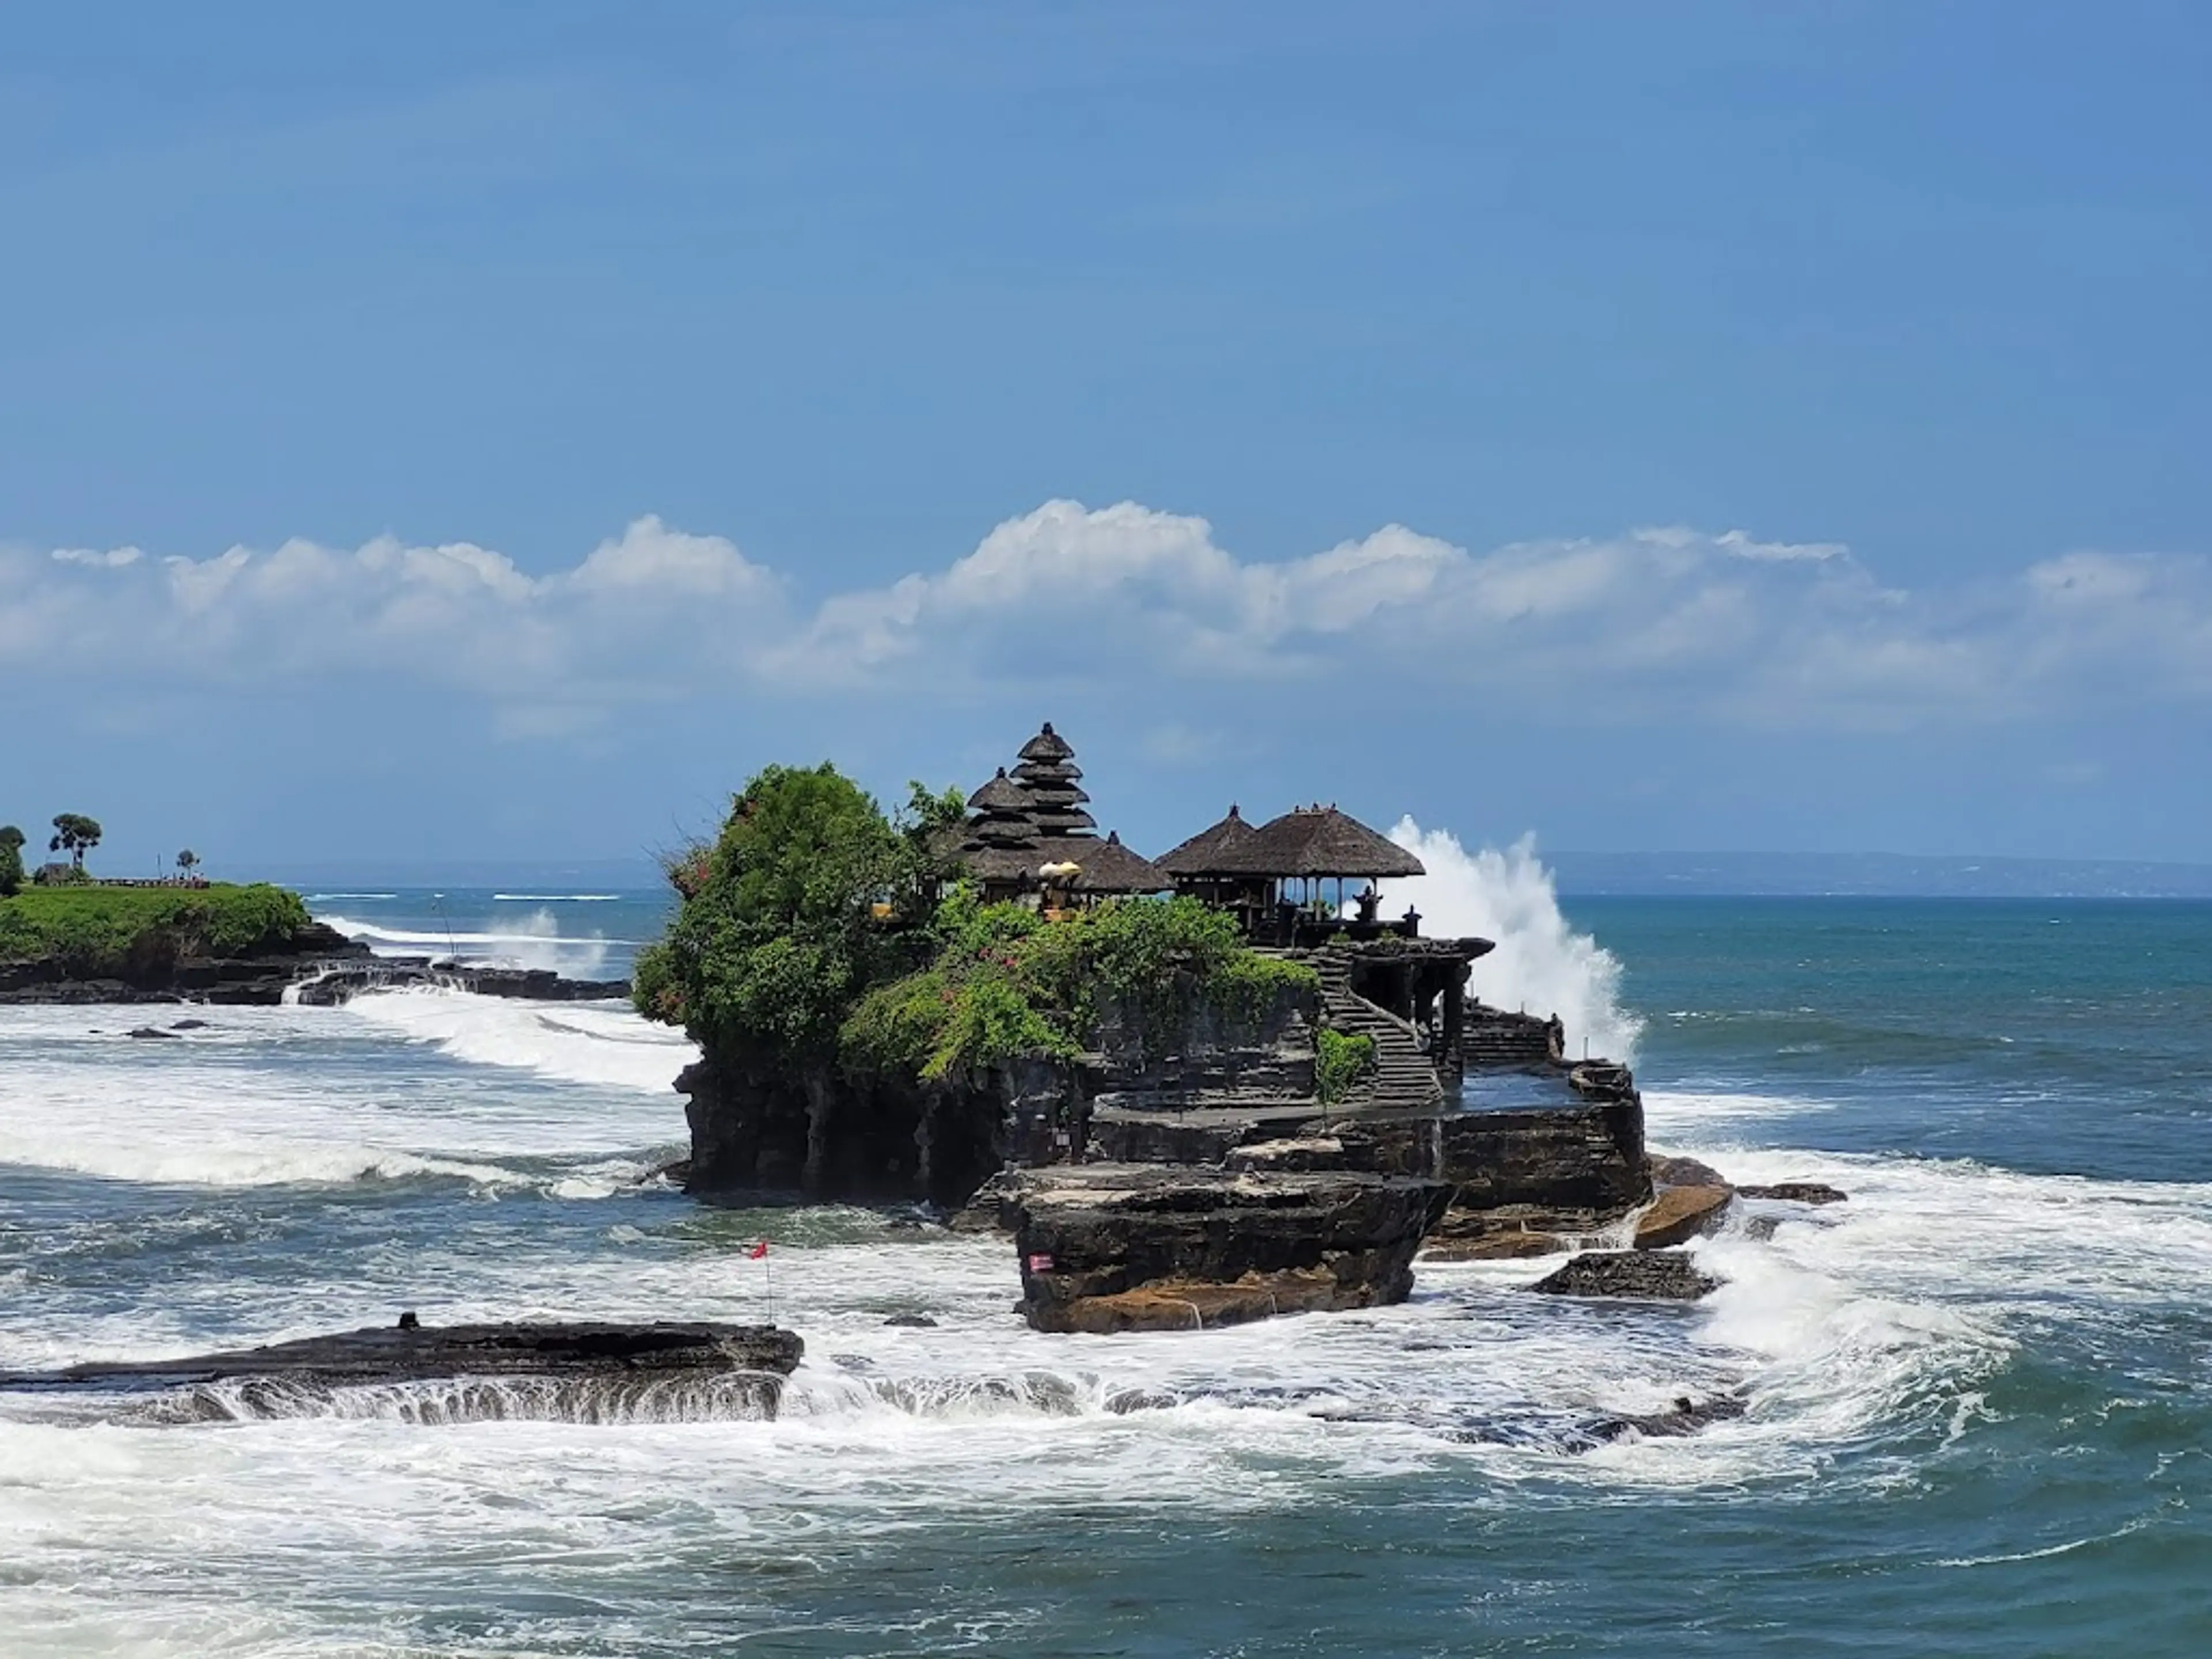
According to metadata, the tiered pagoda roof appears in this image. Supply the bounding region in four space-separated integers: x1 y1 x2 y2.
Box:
1010 721 1097 839
954 724 1169 895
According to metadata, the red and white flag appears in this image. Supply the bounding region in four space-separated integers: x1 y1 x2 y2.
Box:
1025 1252 1054 1273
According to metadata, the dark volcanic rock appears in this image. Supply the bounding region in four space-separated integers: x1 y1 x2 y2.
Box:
1002 1164 1453 1333
289 961 631 1006
0 1320 805 1421
1739 1181 1849 1206
126 1025 181 1040
1530 1250 1721 1301
882 1313 938 1328
1589 1393 1748 1441
1648 1153 1731 1190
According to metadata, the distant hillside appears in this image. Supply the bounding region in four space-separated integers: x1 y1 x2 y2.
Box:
1548 851 2212 899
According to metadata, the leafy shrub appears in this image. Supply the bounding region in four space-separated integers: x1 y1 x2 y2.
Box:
1315 1028 1377 1105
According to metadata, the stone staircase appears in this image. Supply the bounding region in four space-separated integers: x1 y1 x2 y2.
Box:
1305 950 1446 1113
1460 1004 1561 1073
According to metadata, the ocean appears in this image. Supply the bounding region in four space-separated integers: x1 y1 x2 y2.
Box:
3 862 2210 1656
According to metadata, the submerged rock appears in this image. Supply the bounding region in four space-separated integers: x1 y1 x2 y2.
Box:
1530 1250 1721 1302
1588 1393 1748 1441
1739 1181 1849 1206
0 1320 805 1422
126 1025 181 1040
1002 1164 1453 1334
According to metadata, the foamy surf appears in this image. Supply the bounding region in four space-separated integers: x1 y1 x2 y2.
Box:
319 908 623 976
342 986 695 1094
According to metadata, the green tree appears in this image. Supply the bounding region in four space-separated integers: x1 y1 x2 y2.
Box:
0 825 24 898
49 813 102 872
634 764 950 1060
176 849 201 882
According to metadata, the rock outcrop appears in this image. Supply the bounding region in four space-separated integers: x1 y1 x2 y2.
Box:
1739 1181 1849 1206
0 1320 806 1422
287 960 631 1006
999 1164 1454 1332
1633 1183 1735 1249
1530 1251 1721 1302
0 921 370 1006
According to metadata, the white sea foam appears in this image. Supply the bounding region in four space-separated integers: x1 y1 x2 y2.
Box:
490 893 623 902
342 986 696 1094
320 908 622 975
1372 823 1643 1062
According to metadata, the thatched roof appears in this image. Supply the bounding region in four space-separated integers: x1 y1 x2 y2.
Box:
1017 722 1075 764
1031 810 1099 838
1156 804 1259 877
960 843 1050 884
1039 831 1172 894
966 768 1031 813
1018 778 1091 807
1214 805 1425 879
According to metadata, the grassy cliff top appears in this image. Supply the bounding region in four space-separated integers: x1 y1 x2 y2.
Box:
0 883 315 967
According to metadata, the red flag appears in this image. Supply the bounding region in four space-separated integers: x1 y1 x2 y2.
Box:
747 1240 770 1259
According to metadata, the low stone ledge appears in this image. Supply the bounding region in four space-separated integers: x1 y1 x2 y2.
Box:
1002 1164 1453 1334
1530 1251 1721 1302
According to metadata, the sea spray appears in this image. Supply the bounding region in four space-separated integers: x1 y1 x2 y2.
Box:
320 907 619 977
1373 823 1643 1063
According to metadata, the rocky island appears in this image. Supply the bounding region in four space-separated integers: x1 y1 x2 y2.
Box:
634 722 1773 1334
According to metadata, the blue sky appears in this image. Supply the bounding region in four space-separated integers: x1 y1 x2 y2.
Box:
3 2 2207 873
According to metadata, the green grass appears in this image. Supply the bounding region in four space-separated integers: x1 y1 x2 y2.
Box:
0 883 315 970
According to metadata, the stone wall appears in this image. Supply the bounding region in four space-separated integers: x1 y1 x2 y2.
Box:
1084 978 1318 1109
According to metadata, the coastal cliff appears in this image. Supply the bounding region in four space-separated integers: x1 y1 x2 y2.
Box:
0 884 367 1005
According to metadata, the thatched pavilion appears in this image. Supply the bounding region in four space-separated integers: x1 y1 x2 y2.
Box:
1201 804 1427 947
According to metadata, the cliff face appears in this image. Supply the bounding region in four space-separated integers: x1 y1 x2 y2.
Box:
677 1051 1077 1207
0 920 368 1005
676 979 1320 1207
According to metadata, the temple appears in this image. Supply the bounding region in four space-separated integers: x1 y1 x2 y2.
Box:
953 721 1503 1105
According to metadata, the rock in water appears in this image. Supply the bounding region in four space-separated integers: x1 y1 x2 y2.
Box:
1738 1181 1849 1206
1530 1251 1721 1301
1001 1164 1454 1334
1647 1153 1730 1190
0 1320 805 1422
1634 1184 1734 1249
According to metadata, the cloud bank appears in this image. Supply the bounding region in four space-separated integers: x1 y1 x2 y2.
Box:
5 501 2206 734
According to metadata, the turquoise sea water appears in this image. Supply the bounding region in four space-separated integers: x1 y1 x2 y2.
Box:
3 887 2210 1656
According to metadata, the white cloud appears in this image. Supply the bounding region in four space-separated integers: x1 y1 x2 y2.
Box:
5 505 2209 735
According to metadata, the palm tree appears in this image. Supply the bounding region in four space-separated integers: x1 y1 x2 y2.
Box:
176 849 201 884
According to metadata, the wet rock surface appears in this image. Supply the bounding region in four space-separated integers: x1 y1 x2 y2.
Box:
1633 1184 1735 1249
1001 1164 1454 1333
289 961 631 1005
0 1321 806 1421
1530 1250 1721 1301
1740 1181 1849 1206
